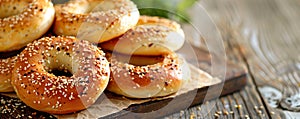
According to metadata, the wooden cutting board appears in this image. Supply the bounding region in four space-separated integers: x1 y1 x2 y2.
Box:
102 45 247 119
0 44 247 119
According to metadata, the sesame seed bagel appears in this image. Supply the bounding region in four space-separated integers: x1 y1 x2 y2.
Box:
0 56 18 92
53 0 140 43
0 0 55 52
106 52 189 98
100 16 185 56
11 36 110 114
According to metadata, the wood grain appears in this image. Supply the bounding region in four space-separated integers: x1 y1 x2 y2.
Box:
164 4 276 117
200 0 300 118
101 45 247 119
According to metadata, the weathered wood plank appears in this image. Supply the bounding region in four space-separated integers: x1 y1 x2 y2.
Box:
215 99 227 119
220 97 234 119
165 83 270 119
206 0 300 118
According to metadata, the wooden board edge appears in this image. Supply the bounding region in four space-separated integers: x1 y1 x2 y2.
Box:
102 73 247 119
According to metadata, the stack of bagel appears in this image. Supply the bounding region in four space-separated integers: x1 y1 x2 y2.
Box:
0 0 189 114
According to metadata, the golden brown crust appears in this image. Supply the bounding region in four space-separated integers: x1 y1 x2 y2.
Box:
137 16 182 31
0 55 18 92
106 52 165 66
100 15 185 56
0 0 55 52
53 0 140 43
106 52 187 98
11 36 110 114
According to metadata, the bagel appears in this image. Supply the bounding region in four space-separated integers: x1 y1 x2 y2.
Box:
106 52 190 98
0 0 55 52
53 0 140 43
11 36 110 114
0 56 18 92
100 15 185 56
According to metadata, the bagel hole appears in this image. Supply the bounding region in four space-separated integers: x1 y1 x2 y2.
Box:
48 69 73 77
45 51 77 78
112 53 164 66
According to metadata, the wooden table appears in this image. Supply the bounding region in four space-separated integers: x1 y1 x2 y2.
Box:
164 0 300 118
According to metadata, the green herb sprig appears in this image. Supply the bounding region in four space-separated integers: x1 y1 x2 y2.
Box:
132 0 198 23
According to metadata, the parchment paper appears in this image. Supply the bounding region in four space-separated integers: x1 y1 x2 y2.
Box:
53 64 221 118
